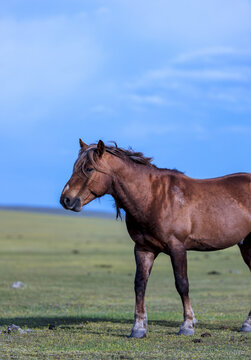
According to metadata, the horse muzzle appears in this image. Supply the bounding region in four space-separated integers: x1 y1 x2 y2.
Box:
60 196 82 212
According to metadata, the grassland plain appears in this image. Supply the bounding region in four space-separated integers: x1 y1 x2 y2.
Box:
0 210 250 360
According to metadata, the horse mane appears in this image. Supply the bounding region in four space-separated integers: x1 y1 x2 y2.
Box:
79 141 155 168
105 142 154 166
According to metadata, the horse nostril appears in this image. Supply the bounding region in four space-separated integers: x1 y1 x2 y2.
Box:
63 197 70 207
60 196 81 211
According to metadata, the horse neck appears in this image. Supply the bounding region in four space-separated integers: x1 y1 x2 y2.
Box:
109 160 152 218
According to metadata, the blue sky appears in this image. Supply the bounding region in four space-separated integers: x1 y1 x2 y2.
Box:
1 0 251 213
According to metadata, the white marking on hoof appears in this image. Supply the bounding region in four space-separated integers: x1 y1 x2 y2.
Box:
240 318 251 332
240 324 251 332
130 319 147 338
178 321 194 336
178 327 194 336
130 329 146 338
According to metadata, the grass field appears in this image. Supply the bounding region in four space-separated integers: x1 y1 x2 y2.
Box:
0 210 250 359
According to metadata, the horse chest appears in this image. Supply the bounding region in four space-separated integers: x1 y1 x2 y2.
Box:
126 218 166 251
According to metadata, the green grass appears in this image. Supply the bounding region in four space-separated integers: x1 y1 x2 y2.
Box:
0 210 250 359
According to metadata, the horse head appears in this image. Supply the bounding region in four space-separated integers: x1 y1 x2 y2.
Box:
60 139 112 212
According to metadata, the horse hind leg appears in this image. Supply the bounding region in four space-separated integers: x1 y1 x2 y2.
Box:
238 234 251 332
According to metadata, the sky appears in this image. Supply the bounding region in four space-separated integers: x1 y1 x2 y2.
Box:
0 0 251 213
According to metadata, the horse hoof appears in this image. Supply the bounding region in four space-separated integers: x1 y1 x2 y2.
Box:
130 329 146 338
178 327 194 336
240 324 251 332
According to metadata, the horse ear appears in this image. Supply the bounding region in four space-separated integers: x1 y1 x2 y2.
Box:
79 138 87 150
97 140 105 157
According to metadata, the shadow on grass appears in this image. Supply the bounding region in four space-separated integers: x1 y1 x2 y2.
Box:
0 316 241 333
0 316 176 328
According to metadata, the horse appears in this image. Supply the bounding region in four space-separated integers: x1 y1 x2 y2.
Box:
60 139 251 337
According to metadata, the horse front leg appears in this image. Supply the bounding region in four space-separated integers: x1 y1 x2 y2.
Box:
130 245 157 338
170 244 196 335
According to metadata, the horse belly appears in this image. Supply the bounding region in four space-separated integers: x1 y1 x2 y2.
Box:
185 206 251 251
185 236 242 251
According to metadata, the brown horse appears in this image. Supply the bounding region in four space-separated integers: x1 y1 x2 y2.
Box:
60 139 251 337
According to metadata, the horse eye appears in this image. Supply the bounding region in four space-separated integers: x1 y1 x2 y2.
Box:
86 167 94 173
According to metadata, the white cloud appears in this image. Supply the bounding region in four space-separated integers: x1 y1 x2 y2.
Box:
172 47 251 64
127 94 166 106
122 121 209 139
116 0 251 48
226 125 251 133
1 1 251 130
125 44 251 111
96 7 110 16
90 105 114 114
0 15 103 123
146 68 248 82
